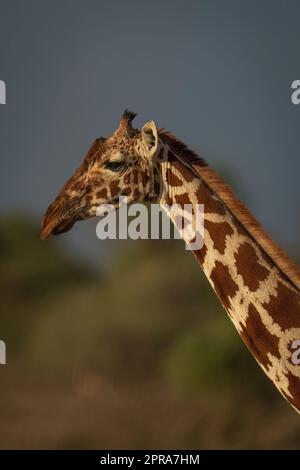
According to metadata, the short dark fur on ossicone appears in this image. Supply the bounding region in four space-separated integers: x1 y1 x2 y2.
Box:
115 109 138 136
122 109 137 124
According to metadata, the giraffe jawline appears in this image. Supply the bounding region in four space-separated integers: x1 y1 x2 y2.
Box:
52 220 75 236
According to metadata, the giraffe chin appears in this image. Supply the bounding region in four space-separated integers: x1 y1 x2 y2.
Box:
40 217 75 240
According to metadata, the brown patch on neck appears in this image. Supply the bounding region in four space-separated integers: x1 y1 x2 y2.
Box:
262 281 300 330
210 261 239 310
240 303 280 369
205 220 234 255
174 193 191 207
235 242 270 292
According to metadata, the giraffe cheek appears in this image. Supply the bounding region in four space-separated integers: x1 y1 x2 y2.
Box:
96 188 108 200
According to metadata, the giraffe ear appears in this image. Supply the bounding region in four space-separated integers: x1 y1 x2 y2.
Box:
141 120 158 156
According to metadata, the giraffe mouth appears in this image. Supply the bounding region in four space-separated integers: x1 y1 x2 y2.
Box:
40 200 83 239
40 216 75 240
40 190 90 240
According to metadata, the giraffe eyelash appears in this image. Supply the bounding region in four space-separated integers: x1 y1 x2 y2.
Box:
104 160 126 172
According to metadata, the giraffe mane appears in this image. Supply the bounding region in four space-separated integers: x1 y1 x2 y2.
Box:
159 129 300 291
159 129 207 166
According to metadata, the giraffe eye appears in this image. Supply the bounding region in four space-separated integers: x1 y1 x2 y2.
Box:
104 161 126 172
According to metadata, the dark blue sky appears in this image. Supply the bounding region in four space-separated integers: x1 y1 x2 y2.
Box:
0 0 299 266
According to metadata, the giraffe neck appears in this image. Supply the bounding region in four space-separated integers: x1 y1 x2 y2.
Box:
158 140 300 413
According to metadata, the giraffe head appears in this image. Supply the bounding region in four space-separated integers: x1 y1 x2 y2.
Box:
40 111 162 239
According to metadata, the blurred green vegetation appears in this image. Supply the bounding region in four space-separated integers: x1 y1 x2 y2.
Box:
0 214 299 449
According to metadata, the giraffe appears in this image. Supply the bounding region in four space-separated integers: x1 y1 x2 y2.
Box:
41 111 300 413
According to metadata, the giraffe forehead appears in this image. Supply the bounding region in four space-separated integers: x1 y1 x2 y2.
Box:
81 134 140 167
109 132 140 150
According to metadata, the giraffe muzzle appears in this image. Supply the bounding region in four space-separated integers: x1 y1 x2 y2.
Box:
40 213 75 240
40 197 85 239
